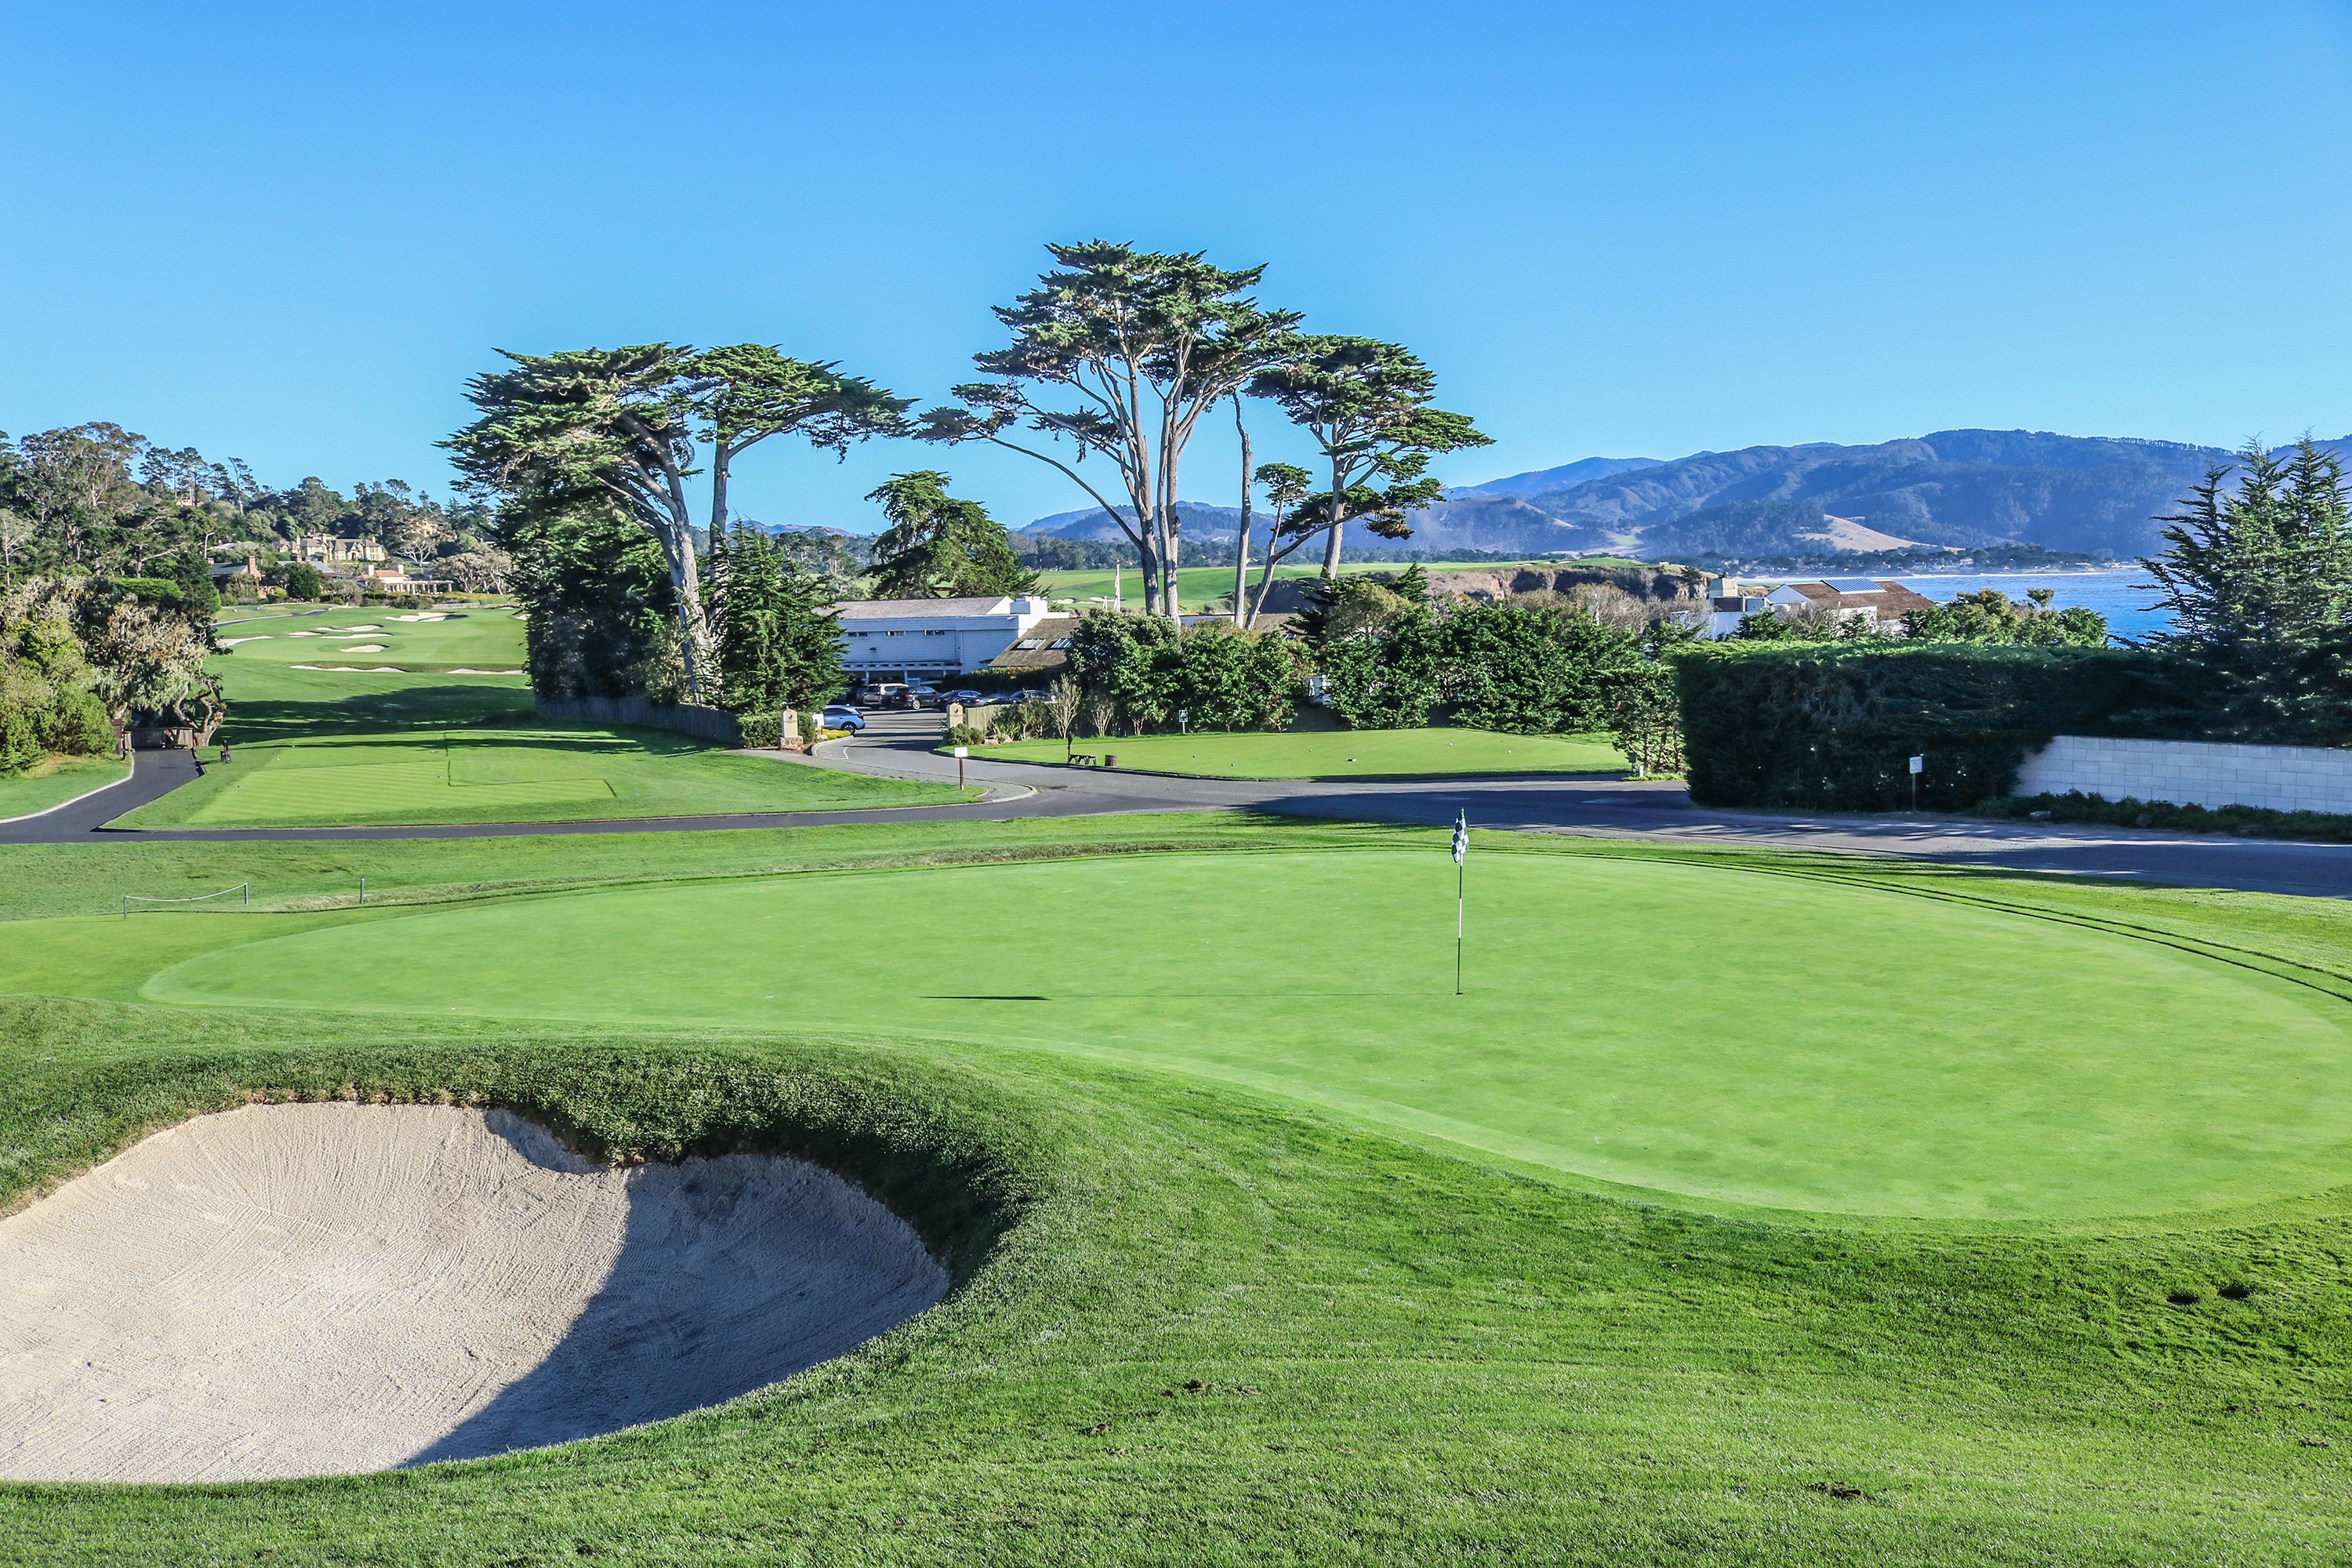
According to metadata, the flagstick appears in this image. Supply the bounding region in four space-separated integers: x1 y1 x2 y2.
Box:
1455 847 1465 996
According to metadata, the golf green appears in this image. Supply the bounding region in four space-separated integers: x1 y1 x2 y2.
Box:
143 848 2352 1220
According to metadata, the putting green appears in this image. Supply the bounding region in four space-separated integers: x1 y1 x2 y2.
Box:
144 849 2352 1220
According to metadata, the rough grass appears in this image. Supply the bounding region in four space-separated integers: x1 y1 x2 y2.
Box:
0 753 129 821
980 725 1626 778
3 820 2351 1561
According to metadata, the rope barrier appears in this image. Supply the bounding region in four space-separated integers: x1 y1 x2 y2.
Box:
123 882 251 920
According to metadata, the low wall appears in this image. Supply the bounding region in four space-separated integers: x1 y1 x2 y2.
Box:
2016 734 2352 815
536 695 742 746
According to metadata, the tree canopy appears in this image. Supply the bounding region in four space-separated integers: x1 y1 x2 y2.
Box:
918 241 1298 617
866 471 1038 599
1247 335 1490 579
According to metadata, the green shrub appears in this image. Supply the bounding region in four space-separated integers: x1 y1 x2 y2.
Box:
0 704 38 776
1674 643 2213 811
1441 602 1634 734
39 687 111 756
1065 612 1300 735
103 576 183 605
284 562 325 601
1984 789 2352 844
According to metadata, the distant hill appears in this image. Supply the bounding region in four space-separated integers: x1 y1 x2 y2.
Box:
1018 430 2352 561
1455 456 1664 497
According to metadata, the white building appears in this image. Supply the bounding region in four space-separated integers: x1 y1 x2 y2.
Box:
833 594 1058 684
1686 575 1937 638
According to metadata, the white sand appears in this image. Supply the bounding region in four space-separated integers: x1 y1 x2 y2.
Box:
336 624 383 633
216 636 274 646
0 1103 946 1482
336 643 388 652
290 664 406 672
447 667 524 674
391 613 448 622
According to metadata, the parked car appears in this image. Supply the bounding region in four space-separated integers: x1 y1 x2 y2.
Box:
820 705 866 733
940 688 982 706
860 681 909 708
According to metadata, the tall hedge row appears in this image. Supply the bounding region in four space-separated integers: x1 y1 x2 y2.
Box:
1672 644 2215 810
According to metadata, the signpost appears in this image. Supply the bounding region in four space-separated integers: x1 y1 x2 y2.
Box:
953 744 968 789
1909 752 1925 811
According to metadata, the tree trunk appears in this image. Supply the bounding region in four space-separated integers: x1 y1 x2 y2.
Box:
1231 400 1251 627
1157 452 1182 619
1320 453 1346 579
658 466 713 704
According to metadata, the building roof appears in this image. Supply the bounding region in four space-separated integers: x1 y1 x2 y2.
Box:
985 615 1082 670
834 595 1019 619
1775 579 1937 616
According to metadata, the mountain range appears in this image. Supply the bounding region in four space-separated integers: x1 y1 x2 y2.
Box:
1020 429 2352 561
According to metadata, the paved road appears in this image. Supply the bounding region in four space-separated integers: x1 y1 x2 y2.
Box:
6 713 2347 900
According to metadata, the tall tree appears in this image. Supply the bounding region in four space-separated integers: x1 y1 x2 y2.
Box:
1247 336 1490 579
690 344 910 550
2141 437 2352 737
446 344 904 705
1241 462 1314 627
712 526 846 717
917 241 1298 618
1229 397 1253 626
866 471 1038 598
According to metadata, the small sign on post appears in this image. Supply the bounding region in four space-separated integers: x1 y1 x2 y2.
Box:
953 743 968 789
1909 753 1925 810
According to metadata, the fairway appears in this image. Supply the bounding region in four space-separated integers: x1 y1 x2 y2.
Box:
214 606 529 672
982 725 1625 777
140 848 2352 1219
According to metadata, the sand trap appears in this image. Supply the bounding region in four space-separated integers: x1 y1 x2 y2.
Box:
0 1103 945 1483
448 666 524 674
336 643 388 652
336 624 383 633
216 635 273 646
391 612 448 622
285 630 318 637
290 664 407 672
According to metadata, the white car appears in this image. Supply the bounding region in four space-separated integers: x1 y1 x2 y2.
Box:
820 705 866 732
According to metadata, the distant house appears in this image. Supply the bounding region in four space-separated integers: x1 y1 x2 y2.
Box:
207 556 263 586
833 594 1058 684
1689 575 1937 639
292 534 388 568
356 564 452 595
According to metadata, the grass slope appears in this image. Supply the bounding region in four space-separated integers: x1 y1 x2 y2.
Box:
0 754 129 821
212 605 529 672
982 725 1625 778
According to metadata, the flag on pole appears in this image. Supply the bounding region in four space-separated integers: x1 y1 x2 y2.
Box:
1452 810 1469 865
1452 809 1468 996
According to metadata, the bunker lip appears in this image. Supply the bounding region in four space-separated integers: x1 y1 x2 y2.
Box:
0 1102 949 1483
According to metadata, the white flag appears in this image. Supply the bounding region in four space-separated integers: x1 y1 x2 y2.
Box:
1451 810 1468 866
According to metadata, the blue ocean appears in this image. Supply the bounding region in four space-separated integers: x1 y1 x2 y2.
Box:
1885 569 2172 643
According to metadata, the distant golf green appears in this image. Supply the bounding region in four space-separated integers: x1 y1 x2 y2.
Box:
981 726 1626 777
0 754 128 821
119 610 971 826
136 848 2352 1220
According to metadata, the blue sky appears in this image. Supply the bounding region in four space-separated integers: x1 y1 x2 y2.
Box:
4 1 2349 532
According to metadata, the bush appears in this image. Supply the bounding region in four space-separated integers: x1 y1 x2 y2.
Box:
1317 612 1443 728
1984 789 2352 844
1674 643 2215 811
284 562 325 601
39 687 111 756
103 577 183 606
0 704 38 776
1441 602 1634 734
1065 613 1301 735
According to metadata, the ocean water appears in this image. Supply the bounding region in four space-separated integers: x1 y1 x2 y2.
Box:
1883 569 2172 644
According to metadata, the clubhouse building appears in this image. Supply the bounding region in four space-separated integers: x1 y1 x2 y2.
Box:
833 593 1062 684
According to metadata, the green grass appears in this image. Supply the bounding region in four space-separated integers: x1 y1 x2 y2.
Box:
1 819 2350 1561
980 725 1627 778
212 604 529 672
122 630 971 826
0 754 129 821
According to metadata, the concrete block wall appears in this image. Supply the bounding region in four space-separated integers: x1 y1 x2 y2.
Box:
2016 735 2352 815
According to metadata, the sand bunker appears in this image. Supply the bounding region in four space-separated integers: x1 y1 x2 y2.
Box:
336 624 383 633
391 612 448 622
0 1102 946 1483
290 664 406 672
336 643 389 652
216 635 273 646
448 666 524 674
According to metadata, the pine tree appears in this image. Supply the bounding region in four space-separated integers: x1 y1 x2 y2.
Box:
2141 438 2352 738
713 527 845 718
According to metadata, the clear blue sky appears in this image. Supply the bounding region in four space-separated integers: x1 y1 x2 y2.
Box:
4 1 2349 533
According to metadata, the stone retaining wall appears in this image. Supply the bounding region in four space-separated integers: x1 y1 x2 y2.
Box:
2016 735 2352 815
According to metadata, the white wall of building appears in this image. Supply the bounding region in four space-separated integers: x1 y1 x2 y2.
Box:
2016 735 2352 815
834 595 1054 680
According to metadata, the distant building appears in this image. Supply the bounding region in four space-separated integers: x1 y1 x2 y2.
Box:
1688 575 1937 639
833 594 1058 684
208 556 263 586
292 534 387 568
983 615 1083 678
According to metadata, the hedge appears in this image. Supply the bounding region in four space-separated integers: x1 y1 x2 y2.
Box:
1673 643 2216 811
